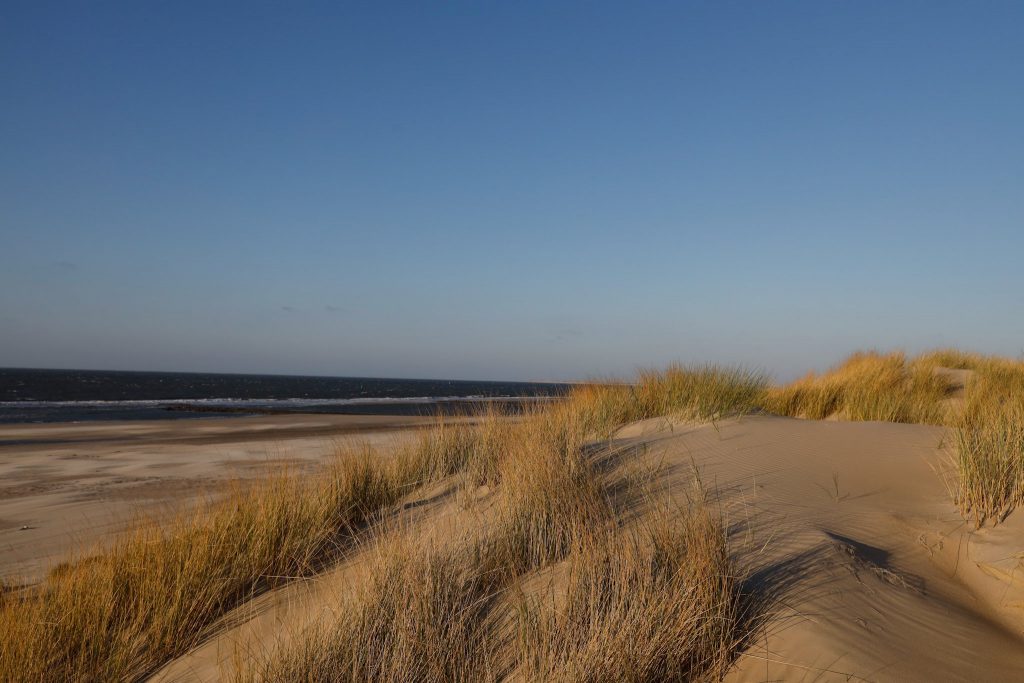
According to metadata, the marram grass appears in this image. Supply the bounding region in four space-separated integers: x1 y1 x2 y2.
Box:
0 364 757 682
761 349 1024 527
5 352 1023 682
239 405 739 683
760 351 952 424
946 359 1024 526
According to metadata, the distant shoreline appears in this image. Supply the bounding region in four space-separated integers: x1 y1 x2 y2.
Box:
0 367 570 424
161 396 558 418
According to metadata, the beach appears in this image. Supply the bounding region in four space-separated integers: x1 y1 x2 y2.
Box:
3 356 1024 682
0 413 435 579
6 3 1021 679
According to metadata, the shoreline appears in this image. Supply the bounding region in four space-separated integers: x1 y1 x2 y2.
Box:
0 396 562 426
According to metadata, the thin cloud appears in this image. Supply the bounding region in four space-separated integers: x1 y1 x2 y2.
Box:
551 328 584 342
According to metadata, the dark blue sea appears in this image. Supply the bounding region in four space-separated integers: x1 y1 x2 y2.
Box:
0 368 569 424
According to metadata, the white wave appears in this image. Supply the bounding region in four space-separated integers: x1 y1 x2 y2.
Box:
0 395 556 409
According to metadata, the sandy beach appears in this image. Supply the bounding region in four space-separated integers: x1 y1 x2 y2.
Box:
0 414 434 579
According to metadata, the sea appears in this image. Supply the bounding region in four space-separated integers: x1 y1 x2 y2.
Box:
0 368 570 424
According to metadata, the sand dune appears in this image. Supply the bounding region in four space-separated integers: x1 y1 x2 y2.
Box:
137 413 1024 682
620 416 1024 681
5 358 1024 681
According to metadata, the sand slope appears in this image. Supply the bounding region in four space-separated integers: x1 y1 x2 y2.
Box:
142 413 1024 682
618 415 1024 681
148 476 470 682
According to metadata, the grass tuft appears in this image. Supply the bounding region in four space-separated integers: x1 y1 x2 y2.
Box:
947 360 1024 526
516 502 738 682
239 533 503 683
569 365 768 438
762 348 1024 527
235 368 752 683
761 351 952 424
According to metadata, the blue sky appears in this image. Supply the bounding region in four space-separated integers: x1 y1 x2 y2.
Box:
2 1 1022 381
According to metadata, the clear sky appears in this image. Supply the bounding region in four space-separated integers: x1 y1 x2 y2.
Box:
2 2 1022 381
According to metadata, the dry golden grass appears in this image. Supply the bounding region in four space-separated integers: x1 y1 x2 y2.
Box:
913 348 987 371
6 350 1024 680
763 348 1024 527
235 367 750 683
485 404 611 573
22 351 1024 679
761 351 952 424
228 351 1024 683
516 502 738 683
237 398 617 682
0 365 759 682
241 503 738 683
0 423 489 682
569 365 768 438
635 364 768 425
238 532 505 683
947 358 1024 526
396 409 511 488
